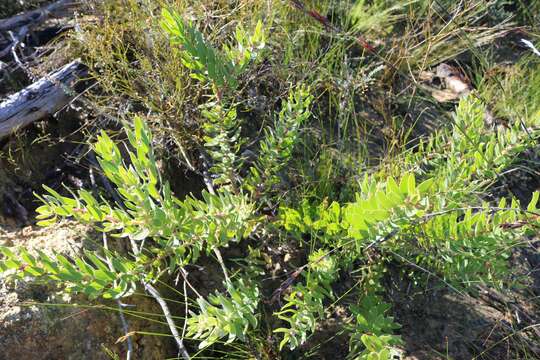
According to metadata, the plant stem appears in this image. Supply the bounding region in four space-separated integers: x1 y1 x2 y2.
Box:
116 299 133 360
144 282 191 360
91 155 189 358
213 248 231 285
97 184 133 360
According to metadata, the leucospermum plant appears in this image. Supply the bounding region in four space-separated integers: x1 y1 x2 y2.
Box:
0 117 261 357
0 86 309 352
160 8 265 91
275 96 540 356
0 10 310 354
1 5 539 360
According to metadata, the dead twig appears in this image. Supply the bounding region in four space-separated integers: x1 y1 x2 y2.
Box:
0 0 75 32
143 282 191 360
0 25 28 58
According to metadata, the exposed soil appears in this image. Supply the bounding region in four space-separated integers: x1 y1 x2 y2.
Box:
0 221 177 359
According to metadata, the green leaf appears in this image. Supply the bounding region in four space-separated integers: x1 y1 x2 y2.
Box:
85 252 112 274
418 178 434 194
527 191 539 212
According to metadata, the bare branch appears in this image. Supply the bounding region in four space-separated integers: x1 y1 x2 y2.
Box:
0 0 75 32
143 282 191 360
0 60 87 139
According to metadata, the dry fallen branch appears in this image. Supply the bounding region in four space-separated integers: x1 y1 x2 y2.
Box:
0 25 29 58
0 0 75 59
0 0 74 32
0 60 87 140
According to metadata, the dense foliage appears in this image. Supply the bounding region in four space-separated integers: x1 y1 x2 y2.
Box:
1 0 539 359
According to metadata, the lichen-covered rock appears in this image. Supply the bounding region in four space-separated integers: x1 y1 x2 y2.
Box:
0 221 175 359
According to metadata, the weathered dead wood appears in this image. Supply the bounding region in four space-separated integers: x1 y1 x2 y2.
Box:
0 0 75 58
0 25 29 58
0 60 87 139
0 0 73 32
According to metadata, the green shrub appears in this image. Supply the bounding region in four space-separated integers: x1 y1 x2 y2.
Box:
1 3 539 359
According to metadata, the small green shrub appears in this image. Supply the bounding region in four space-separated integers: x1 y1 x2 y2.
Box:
274 250 338 350
1 3 539 359
187 278 260 349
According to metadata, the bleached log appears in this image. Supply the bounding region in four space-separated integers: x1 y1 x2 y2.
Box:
0 0 73 32
0 60 87 139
